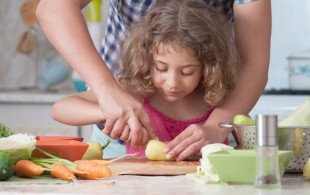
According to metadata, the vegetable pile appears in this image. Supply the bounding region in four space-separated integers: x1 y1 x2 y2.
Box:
0 122 38 181
0 122 132 182
14 148 131 182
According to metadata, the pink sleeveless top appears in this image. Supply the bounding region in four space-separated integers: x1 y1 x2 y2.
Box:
126 97 229 156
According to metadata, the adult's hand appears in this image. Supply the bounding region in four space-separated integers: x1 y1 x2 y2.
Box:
98 85 156 147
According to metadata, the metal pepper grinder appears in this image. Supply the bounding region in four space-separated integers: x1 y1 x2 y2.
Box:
254 114 281 188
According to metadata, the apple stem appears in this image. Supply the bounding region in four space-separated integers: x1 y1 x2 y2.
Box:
101 139 111 150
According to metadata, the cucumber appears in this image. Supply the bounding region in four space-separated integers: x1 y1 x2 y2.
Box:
0 150 14 181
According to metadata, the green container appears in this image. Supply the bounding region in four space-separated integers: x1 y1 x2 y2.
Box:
207 150 293 184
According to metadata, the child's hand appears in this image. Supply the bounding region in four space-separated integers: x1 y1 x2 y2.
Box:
163 123 230 161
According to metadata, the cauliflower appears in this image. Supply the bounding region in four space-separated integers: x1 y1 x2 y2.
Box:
0 133 37 164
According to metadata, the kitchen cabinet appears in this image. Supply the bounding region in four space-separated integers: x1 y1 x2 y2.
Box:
0 90 92 142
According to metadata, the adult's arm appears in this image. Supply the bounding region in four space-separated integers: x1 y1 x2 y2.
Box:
165 0 271 161
205 0 272 139
36 0 156 147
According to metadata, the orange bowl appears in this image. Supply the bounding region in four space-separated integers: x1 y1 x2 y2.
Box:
33 140 89 162
36 136 84 142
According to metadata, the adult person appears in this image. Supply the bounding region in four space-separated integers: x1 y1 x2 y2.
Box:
36 0 271 160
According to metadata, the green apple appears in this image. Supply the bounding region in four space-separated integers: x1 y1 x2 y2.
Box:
233 114 255 125
82 139 110 160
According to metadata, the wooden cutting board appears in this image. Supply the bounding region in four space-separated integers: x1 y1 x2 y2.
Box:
108 157 200 176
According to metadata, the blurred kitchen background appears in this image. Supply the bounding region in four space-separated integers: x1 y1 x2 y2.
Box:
0 0 310 143
0 0 110 142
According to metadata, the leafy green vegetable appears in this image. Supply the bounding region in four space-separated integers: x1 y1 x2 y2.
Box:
0 122 14 138
0 133 36 164
30 148 77 169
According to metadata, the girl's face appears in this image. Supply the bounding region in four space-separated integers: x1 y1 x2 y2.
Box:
151 44 203 102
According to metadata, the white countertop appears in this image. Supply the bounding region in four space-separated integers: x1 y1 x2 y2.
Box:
0 89 76 104
1 174 309 195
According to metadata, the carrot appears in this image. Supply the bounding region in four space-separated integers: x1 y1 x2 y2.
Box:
73 153 139 179
50 163 77 182
14 160 50 177
67 167 89 175
75 160 111 179
32 148 134 180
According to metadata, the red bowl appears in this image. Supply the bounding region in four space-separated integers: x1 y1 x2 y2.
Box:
33 140 89 162
36 136 84 142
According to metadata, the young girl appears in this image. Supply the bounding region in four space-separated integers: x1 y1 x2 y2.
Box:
52 0 239 160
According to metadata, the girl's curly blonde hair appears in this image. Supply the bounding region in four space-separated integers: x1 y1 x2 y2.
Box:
119 0 239 107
